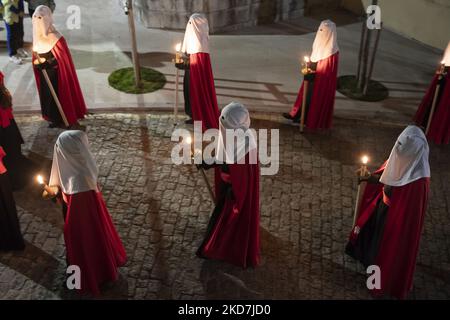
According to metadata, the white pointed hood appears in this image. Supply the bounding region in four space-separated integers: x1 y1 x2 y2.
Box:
181 13 210 54
49 130 99 195
216 102 257 164
310 20 339 63
380 125 430 187
32 5 62 54
441 41 450 67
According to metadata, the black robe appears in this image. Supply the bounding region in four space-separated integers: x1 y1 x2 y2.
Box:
35 50 63 125
0 172 25 251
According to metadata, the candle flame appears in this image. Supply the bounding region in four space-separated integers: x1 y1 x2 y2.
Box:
175 43 182 52
304 56 310 63
186 136 192 145
37 175 45 185
362 156 369 165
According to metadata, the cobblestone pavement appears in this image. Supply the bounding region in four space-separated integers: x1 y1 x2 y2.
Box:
0 112 449 300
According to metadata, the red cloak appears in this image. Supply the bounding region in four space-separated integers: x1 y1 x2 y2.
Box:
0 108 13 129
33 37 87 126
63 190 127 296
414 71 450 145
349 164 430 300
189 53 220 131
200 154 260 268
289 52 339 129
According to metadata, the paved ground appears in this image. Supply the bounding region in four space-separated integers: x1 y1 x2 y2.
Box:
0 1 445 123
0 112 449 300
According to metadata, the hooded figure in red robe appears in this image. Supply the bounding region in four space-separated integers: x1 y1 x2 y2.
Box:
181 13 219 130
197 102 260 268
0 146 25 251
414 41 450 145
283 20 339 130
32 5 87 128
0 72 35 190
346 125 430 299
46 130 126 296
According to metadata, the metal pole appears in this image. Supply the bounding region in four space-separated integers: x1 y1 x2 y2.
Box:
35 52 70 128
363 23 382 96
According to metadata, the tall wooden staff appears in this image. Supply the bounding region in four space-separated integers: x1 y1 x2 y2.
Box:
300 56 313 133
173 43 182 123
426 63 447 135
353 155 369 228
34 52 69 128
187 137 216 203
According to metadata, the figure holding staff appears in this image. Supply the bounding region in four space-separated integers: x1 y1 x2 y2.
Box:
414 41 450 145
32 5 87 128
196 102 260 268
283 20 339 130
181 13 219 131
346 126 430 299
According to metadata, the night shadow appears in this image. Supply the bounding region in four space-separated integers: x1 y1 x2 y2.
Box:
0 241 66 296
199 228 369 299
68 49 174 74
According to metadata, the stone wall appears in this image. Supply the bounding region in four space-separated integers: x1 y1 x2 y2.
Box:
134 0 305 33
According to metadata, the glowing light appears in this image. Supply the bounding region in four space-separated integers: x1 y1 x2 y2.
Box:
186 136 192 145
37 175 45 185
304 56 310 63
175 43 182 52
362 156 369 165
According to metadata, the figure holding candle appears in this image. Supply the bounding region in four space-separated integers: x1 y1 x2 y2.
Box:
44 130 126 296
197 102 260 268
0 146 25 251
414 41 450 145
283 20 339 130
346 126 430 299
181 13 219 131
32 5 87 128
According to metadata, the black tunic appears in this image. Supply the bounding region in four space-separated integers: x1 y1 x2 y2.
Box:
35 51 63 125
176 56 192 118
346 184 392 267
0 172 25 251
196 164 231 258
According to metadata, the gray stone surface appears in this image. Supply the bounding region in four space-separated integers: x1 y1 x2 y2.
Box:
0 112 449 300
134 0 305 32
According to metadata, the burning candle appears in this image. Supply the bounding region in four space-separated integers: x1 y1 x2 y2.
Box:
360 155 369 177
36 175 53 194
302 56 311 75
175 43 183 64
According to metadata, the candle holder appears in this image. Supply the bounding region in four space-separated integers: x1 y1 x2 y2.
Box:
353 156 370 227
301 56 314 76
